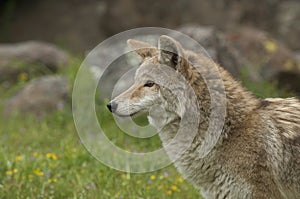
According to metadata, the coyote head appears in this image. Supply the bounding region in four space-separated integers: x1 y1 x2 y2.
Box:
107 36 193 125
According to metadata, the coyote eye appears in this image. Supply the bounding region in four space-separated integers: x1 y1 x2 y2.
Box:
144 80 155 87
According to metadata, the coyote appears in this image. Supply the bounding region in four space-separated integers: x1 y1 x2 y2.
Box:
107 35 300 198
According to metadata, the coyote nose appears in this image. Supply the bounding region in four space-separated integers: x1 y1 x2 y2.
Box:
107 101 118 113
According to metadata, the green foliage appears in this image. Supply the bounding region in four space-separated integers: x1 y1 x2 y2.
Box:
240 66 294 98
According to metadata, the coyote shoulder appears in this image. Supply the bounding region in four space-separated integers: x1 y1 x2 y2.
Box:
108 35 300 198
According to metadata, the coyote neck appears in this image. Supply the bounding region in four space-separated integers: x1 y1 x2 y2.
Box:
216 66 260 130
158 57 260 147
186 56 261 134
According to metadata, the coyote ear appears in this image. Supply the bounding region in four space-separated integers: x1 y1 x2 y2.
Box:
127 39 157 59
158 35 185 71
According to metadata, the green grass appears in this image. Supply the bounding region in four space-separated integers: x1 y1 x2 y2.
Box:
0 108 199 199
0 57 294 198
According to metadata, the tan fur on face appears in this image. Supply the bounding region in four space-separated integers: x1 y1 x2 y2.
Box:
130 84 159 99
130 86 143 99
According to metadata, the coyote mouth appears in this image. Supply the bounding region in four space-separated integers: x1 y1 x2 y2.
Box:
115 109 147 118
116 112 138 117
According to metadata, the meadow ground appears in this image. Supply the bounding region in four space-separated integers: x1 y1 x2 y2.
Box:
0 57 292 199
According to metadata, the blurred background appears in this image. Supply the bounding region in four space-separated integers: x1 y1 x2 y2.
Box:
0 0 299 198
1 0 300 93
0 0 299 51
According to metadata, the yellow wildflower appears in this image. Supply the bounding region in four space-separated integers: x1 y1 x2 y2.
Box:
150 175 156 180
46 153 58 160
177 177 184 183
33 168 44 176
171 185 178 191
6 168 18 175
33 152 38 158
264 40 277 53
48 178 58 183
166 190 172 195
5 170 13 175
15 156 23 162
284 60 293 70
136 180 142 184
18 72 28 81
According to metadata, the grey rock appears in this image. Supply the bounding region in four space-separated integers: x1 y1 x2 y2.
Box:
0 41 69 82
176 25 219 59
224 27 300 82
276 1 300 50
295 52 300 63
177 25 251 79
4 75 69 116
